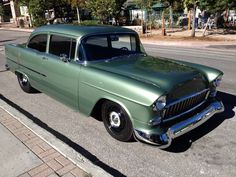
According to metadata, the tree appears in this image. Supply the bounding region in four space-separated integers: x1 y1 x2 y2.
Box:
186 0 236 30
18 0 67 27
0 4 4 16
113 0 126 24
135 0 155 32
136 0 155 19
184 0 197 37
28 0 47 26
85 0 116 24
199 0 235 13
68 0 85 24
0 4 4 23
163 0 184 27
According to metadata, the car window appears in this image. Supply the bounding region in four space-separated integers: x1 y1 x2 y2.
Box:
82 34 141 61
49 35 76 59
111 35 136 51
85 36 108 47
28 34 47 52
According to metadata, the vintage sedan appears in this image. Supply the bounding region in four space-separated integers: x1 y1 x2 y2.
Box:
5 25 224 148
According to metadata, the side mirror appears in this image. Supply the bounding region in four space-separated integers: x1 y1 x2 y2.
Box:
60 54 69 62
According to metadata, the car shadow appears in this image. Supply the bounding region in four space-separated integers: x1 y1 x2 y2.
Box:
165 91 235 153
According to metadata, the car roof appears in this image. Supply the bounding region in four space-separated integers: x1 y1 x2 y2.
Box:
33 24 137 38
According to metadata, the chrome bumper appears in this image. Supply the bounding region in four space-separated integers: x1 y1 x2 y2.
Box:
134 100 224 149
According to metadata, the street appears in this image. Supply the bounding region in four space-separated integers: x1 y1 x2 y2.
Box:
0 30 236 177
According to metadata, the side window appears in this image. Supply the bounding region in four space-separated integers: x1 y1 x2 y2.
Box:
28 34 47 52
49 35 76 59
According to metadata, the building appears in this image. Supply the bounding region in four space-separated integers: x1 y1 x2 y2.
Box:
0 0 18 24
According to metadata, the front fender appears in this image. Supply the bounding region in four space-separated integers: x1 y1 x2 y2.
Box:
78 66 163 123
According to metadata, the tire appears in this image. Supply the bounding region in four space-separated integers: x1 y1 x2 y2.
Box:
101 101 133 142
17 73 35 93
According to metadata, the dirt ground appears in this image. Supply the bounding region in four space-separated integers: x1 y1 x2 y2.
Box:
140 28 236 42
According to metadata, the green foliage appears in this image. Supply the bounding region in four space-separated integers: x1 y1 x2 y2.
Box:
18 0 67 27
28 0 46 27
113 0 126 18
85 0 116 23
136 0 155 11
184 0 235 12
68 0 86 8
74 20 101 26
18 0 31 7
0 4 4 16
199 0 235 12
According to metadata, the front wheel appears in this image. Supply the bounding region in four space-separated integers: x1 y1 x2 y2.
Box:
101 101 133 142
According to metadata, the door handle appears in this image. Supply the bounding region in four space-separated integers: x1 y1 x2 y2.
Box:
42 56 48 60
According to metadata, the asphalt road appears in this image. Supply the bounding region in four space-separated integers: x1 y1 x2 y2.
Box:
0 30 236 177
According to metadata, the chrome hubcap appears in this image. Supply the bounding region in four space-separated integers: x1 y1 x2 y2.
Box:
22 75 28 83
109 111 121 128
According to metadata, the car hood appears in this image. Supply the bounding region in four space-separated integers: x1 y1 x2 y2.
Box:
89 55 207 96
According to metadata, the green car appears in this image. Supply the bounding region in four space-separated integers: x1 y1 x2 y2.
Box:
5 25 224 148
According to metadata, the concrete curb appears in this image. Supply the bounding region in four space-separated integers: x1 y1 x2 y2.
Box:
0 98 112 177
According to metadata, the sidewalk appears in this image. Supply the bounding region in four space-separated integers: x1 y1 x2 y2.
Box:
0 108 87 177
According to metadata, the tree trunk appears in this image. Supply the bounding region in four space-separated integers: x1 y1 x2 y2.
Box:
162 11 166 36
169 5 173 28
188 11 191 30
28 14 33 27
141 10 144 34
76 7 80 24
191 6 196 37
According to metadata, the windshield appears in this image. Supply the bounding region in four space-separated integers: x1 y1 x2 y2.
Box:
81 34 145 61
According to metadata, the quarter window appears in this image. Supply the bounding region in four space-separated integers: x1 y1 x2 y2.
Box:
49 35 76 59
28 34 47 52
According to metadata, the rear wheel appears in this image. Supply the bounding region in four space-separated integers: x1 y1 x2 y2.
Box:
102 101 133 142
17 73 36 93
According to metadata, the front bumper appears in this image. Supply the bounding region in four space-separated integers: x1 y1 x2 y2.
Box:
134 100 224 149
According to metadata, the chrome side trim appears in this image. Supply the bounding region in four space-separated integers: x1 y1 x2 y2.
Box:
134 100 224 149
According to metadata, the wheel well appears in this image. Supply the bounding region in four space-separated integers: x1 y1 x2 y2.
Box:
15 71 21 76
90 98 109 121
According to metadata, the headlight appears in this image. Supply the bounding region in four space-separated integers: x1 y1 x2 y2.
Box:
210 75 223 97
153 95 166 111
213 75 222 87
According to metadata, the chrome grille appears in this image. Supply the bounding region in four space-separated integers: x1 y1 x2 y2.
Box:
163 89 209 120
